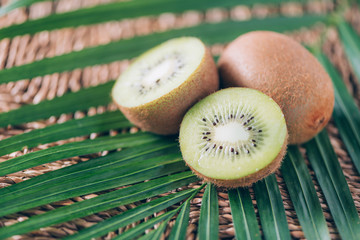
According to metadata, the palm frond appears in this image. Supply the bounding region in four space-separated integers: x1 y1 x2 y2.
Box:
64 184 203 240
0 132 161 176
198 183 219 240
0 15 326 84
337 19 360 83
168 195 192 240
0 111 131 156
0 141 186 217
282 147 330 240
0 81 114 127
0 0 49 16
113 209 177 240
0 171 197 239
254 174 291 240
315 52 360 174
0 0 310 39
304 130 360 240
228 187 261 240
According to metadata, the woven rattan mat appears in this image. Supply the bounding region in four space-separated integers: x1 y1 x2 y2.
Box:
0 0 359 239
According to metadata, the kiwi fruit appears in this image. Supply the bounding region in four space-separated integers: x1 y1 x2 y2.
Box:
179 88 288 188
112 37 219 135
218 31 334 144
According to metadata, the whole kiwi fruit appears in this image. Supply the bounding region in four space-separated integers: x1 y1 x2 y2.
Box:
218 31 334 144
112 37 219 135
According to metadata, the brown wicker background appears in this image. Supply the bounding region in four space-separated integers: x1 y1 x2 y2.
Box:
0 0 359 239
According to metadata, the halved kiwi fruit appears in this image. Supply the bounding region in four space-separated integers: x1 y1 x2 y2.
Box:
218 31 334 144
179 88 288 188
112 37 219 135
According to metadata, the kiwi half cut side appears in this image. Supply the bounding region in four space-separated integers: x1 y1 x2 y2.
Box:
112 37 219 135
179 88 288 188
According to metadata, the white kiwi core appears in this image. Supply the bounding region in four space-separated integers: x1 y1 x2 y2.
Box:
179 88 287 180
214 122 249 143
112 37 205 107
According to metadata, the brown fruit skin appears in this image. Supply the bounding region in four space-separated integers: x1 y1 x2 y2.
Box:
114 48 219 135
189 135 288 188
218 31 334 144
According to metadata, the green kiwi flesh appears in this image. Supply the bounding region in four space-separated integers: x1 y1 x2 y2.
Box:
112 37 218 135
179 88 288 188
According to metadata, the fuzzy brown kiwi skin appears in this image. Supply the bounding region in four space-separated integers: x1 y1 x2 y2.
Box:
114 47 219 135
218 31 334 144
186 134 288 188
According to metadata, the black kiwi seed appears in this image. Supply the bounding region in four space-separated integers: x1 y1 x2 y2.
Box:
219 146 223 149
202 118 206 122
258 129 262 132
202 136 207 139
231 148 234 153
213 144 216 148
213 122 217 126
252 139 256 142
240 114 244 118
247 127 252 130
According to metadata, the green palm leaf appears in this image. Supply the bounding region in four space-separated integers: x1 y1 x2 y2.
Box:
0 171 197 239
315 52 360 174
0 141 185 217
168 196 192 240
337 19 360 83
146 214 173 240
0 81 114 127
254 174 291 240
0 0 49 16
198 183 219 240
0 110 131 156
304 130 360 239
282 146 330 240
0 132 160 176
0 15 326 84
0 0 310 39
65 184 203 240
114 209 177 240
228 187 261 240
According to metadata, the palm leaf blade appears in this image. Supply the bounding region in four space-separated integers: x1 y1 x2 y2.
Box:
0 81 114 127
64 187 201 240
198 183 219 240
113 210 177 240
315 52 360 174
0 132 160 176
0 142 186 217
0 0 311 39
0 0 48 16
282 146 330 240
228 187 261 240
168 198 191 240
0 171 197 239
0 15 326 84
254 174 290 240
337 19 360 83
0 111 131 156
304 130 360 239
